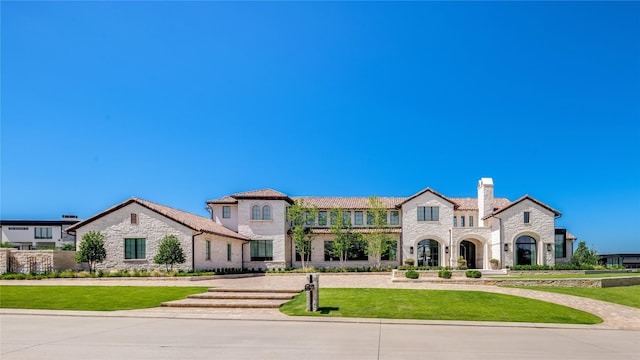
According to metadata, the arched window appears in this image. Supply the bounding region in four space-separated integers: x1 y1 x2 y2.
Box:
251 205 261 220
262 205 271 220
516 235 537 266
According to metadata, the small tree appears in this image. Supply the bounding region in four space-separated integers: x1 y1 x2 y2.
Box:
363 196 391 269
75 231 107 272
570 241 599 267
153 235 186 271
329 207 360 268
287 199 317 270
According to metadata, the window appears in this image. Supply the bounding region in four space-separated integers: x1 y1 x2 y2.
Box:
453 216 457 227
354 211 364 226
305 211 314 226
34 227 52 239
515 235 536 266
366 211 374 225
262 205 271 220
343 211 351 226
222 206 231 219
8 227 28 230
417 206 439 221
205 240 211 260
349 240 368 260
318 211 327 226
330 211 337 225
131 213 138 224
390 211 399 225
461 216 465 227
555 229 566 258
124 238 146 259
324 241 339 261
251 205 261 220
227 243 232 261
524 211 530 224
469 216 474 227
250 240 273 261
381 240 397 261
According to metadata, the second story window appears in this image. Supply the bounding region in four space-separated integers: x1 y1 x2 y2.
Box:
390 211 399 225
131 213 138 225
251 205 261 220
262 205 271 220
524 211 530 224
318 211 327 226
354 211 363 226
469 216 474 227
366 211 374 225
417 206 439 221
222 206 231 219
453 216 457 227
304 211 314 226
34 227 52 239
461 216 465 227
343 211 352 226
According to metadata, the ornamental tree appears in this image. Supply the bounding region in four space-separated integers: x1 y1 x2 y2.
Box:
329 207 360 269
287 199 317 270
570 241 599 268
75 230 107 272
153 235 186 271
363 196 391 269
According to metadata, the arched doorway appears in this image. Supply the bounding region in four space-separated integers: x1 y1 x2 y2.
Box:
417 239 439 267
515 235 537 266
459 240 477 269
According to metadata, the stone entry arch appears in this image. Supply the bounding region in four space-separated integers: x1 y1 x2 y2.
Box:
459 240 477 269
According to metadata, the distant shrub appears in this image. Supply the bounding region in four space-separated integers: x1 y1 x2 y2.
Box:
405 270 419 279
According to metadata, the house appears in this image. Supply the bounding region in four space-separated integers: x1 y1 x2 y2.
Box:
1 215 80 249
67 178 576 271
599 254 640 269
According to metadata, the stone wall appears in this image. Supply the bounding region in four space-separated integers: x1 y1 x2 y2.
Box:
0 249 80 274
237 199 288 270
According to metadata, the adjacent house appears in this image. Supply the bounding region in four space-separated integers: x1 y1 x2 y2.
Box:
67 178 576 271
1 215 80 249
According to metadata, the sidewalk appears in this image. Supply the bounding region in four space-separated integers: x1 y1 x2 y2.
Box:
2 274 639 330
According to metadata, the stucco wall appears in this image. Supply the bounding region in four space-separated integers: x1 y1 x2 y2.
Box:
75 203 194 271
210 204 239 232
237 199 288 269
193 234 243 270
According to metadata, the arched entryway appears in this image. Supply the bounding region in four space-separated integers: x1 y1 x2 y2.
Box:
515 235 537 266
417 239 439 267
459 240 477 269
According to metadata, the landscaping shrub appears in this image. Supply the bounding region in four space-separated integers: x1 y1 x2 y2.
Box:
404 258 415 266
405 270 419 279
438 270 452 279
466 270 482 278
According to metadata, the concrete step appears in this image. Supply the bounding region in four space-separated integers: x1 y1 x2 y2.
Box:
207 288 301 294
161 298 288 309
188 292 296 300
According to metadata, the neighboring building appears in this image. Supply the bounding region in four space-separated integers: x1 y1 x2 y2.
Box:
65 197 248 271
1 215 79 249
68 178 576 271
600 254 640 269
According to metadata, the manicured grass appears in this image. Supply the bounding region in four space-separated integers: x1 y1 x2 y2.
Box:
279 288 602 324
0 286 208 311
520 285 640 309
490 273 640 279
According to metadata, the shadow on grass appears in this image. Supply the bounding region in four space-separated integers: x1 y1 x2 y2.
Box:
318 307 340 314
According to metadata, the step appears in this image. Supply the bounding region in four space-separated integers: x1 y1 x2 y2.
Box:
161 298 288 309
207 288 301 294
188 292 295 300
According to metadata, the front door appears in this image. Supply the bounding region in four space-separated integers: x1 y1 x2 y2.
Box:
417 239 439 267
460 240 476 269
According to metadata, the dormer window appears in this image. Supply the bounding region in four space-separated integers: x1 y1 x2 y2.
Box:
524 211 530 224
131 213 138 225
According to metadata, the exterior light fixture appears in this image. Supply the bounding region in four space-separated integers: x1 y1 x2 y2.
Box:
504 243 509 252
445 246 449 254
410 246 414 254
547 243 553 252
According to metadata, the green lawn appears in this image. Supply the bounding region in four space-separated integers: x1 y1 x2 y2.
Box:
490 273 640 279
520 285 640 309
279 288 602 324
0 286 208 311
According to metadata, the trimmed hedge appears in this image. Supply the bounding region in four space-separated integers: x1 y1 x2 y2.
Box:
465 270 482 278
405 270 419 279
438 270 452 279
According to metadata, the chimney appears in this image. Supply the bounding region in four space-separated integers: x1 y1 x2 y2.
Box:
478 178 494 221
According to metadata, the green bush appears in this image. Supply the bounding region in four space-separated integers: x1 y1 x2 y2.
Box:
466 270 482 278
456 265 468 270
405 270 419 279
438 270 452 279
404 258 415 266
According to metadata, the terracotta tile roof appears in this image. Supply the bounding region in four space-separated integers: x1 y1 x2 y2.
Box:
482 195 562 219
226 189 294 204
566 232 577 240
451 197 511 211
311 228 402 234
66 197 248 241
206 196 238 205
292 197 406 210
397 187 458 208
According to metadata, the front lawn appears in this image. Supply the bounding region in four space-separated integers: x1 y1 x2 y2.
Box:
279 288 602 324
0 286 208 311
520 285 640 309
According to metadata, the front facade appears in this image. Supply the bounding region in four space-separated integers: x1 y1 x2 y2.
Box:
1 216 79 250
67 178 575 271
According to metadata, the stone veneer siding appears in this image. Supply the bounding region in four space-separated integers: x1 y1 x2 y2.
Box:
237 199 288 270
0 249 79 274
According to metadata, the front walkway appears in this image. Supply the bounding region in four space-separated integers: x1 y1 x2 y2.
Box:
1 274 639 330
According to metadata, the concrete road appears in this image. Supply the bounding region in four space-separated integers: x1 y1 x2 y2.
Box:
1 314 638 360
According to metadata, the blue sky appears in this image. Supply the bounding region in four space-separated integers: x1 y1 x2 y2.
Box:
1 1 638 254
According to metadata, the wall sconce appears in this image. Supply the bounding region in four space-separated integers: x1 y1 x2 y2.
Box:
445 246 449 254
546 243 553 252
410 246 414 254
504 243 509 252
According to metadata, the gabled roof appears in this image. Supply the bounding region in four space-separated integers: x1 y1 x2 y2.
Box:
397 187 458 208
482 195 562 219
292 197 406 210
206 196 238 205
66 197 248 241
207 189 294 204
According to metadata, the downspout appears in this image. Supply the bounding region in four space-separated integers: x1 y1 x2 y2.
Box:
449 228 453 268
498 216 503 270
192 231 204 271
241 242 245 271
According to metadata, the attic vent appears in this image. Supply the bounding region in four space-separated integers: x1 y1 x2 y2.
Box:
131 213 138 225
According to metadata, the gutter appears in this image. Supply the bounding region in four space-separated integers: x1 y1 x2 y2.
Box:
192 231 204 271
